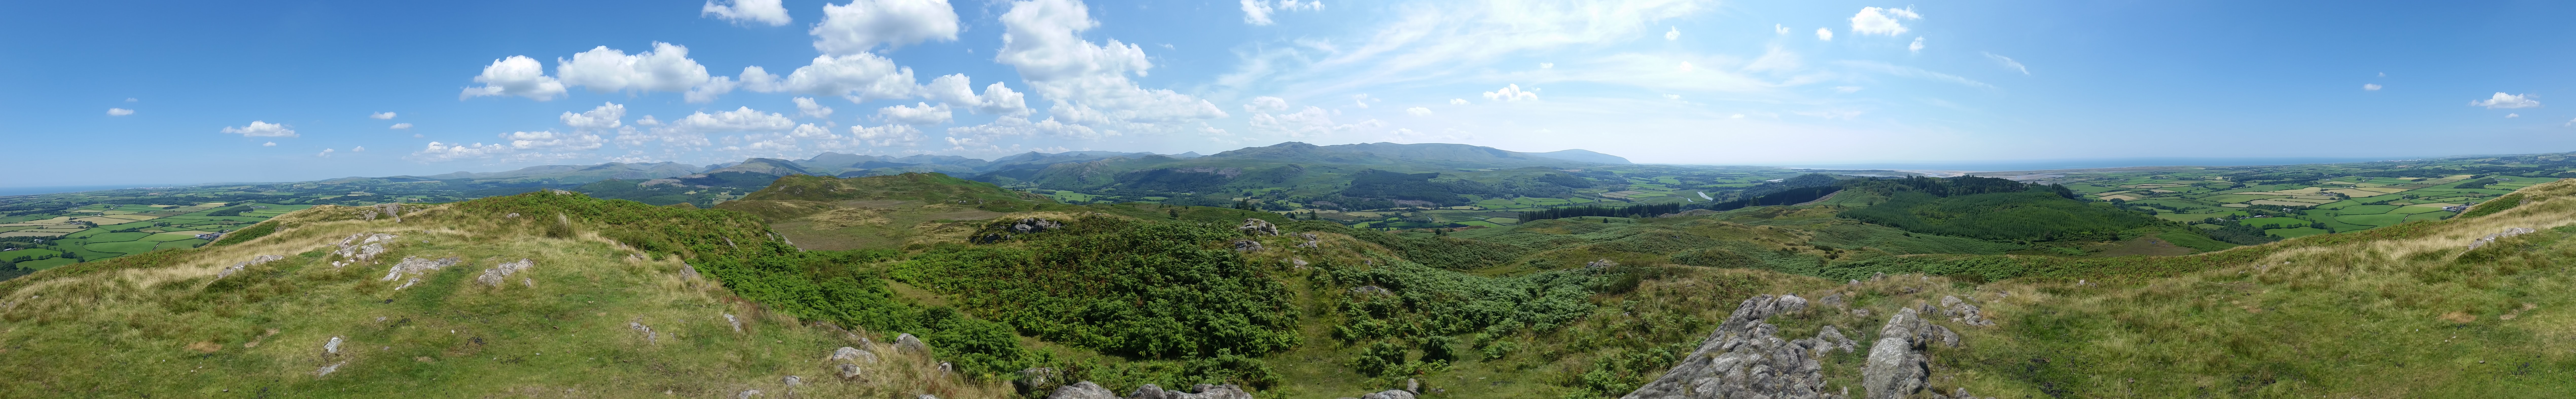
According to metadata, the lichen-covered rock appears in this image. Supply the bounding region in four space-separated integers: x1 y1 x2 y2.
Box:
725 313 743 332
1585 259 1617 269
324 336 344 355
1237 219 1279 236
1127 384 1254 399
1231 239 1264 252
381 256 459 282
333 233 398 262
1294 233 1320 248
1015 367 1058 393
830 346 879 363
1013 218 1064 233
476 258 534 286
895 333 930 356
1862 308 1935 399
1358 389 1418 399
1046 382 1120 399
219 255 286 279
1940 296 1993 327
1621 294 1842 399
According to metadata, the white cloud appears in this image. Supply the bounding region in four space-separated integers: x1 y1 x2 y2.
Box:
635 116 662 126
878 102 953 125
124 98 137 102
922 74 1034 116
1815 28 1833 41
221 121 297 138
997 0 1228 134
408 141 515 162
1908 36 1924 53
501 130 605 151
352 146 365 152
106 108 134 116
2506 113 2520 118
1240 0 1322 26
369 111 396 120
1352 93 1375 108
1482 84 1537 101
2362 83 2382 91
1834 86 1863 93
1983 52 2029 74
1774 24 1788 35
703 0 792 26
1244 96 1290 113
853 124 926 146
1450 98 1469 105
1405 107 1432 116
1663 94 1680 100
1849 6 1919 36
262 141 276 147
1729 113 1744 119
2566 118 2575 127
945 116 1100 143
560 102 626 129
390 123 414 130
755 53 920 101
556 43 732 103
1664 26 1679 40
2471 92 2538 109
461 56 568 101
671 107 798 133
793 97 835 119
811 0 960 55
1677 61 1693 72
317 148 335 157
2473 91 2535 108
1540 62 1554 69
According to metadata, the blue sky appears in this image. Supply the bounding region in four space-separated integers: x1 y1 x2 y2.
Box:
7 0 2575 187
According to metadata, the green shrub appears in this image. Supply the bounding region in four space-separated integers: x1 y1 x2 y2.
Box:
2459 193 2523 218
893 215 1302 359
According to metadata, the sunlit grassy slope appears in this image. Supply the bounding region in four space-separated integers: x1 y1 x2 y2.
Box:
0 200 999 398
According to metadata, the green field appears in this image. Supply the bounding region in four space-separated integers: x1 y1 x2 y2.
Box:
83 240 162 255
2333 213 2409 227
152 239 206 251
2242 218 2313 228
85 232 151 242
137 233 200 242
2266 226 2329 238
2337 204 2399 214
2197 194 2286 203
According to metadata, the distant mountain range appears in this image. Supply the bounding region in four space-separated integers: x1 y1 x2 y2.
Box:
371 142 1631 184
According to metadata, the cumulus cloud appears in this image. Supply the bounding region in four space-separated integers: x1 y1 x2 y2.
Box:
748 53 920 101
501 130 605 151
1405 107 1431 116
1352 93 1375 108
878 102 953 125
1908 37 1924 53
703 0 792 26
2506 113 2520 118
2471 92 2538 109
1482 84 1537 102
1983 52 2029 74
370 111 396 119
461 56 567 101
560 102 626 130
1449 98 1468 105
317 148 335 157
2362 84 2382 91
1849 6 1920 36
670 107 798 133
922 74 1034 116
221 121 298 138
1244 96 1290 113
852 124 926 146
811 0 960 55
997 0 1228 134
408 141 515 162
1664 26 1679 40
262 141 276 147
1540 62 1553 69
1240 0 1321 26
1774 24 1788 35
945 116 1101 145
793 97 835 119
106 108 134 116
556 43 733 103
390 123 414 130
352 146 365 152
1815 28 1833 41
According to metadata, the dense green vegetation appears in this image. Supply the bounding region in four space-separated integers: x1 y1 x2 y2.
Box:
893 216 1301 360
1841 190 2158 242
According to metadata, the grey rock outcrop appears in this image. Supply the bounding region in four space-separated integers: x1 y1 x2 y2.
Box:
1621 294 1843 399
1357 390 1416 399
1044 382 1252 399
1295 233 1320 248
1586 259 1618 269
1012 218 1064 234
1237 219 1279 236
1939 296 1992 327
1862 307 1957 399
476 258 534 286
895 333 930 356
1015 367 1058 393
219 255 286 279
830 346 879 363
1232 239 1264 252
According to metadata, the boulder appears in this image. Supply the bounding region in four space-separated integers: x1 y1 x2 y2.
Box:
1046 382 1121 399
1015 367 1058 393
1295 233 1320 248
1237 219 1280 236
1620 294 1842 399
836 363 863 379
1585 259 1617 269
1940 296 1993 327
1861 308 1933 399
476 258 535 286
1012 218 1064 234
1358 390 1416 399
1129 384 1254 399
726 314 743 332
782 375 802 386
895 333 930 356
1232 239 1264 252
830 346 880 363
